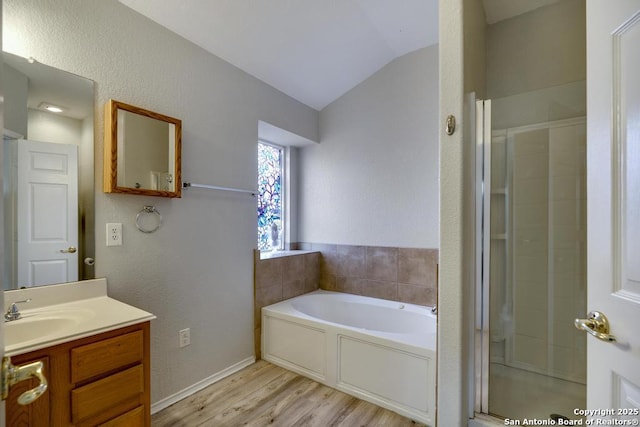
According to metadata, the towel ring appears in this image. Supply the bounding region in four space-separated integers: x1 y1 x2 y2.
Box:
136 206 162 233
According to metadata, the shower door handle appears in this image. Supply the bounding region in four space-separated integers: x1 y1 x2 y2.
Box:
574 311 616 342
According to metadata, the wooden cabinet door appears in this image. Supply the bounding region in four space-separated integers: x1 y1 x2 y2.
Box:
6 356 50 427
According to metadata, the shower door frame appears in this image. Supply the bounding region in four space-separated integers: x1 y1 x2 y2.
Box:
474 97 492 414
474 106 589 418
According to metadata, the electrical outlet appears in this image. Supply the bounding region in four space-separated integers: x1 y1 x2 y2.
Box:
179 328 191 348
106 223 122 246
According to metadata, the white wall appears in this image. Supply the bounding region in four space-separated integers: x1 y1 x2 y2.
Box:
4 0 318 406
27 108 82 145
438 0 467 423
298 45 439 248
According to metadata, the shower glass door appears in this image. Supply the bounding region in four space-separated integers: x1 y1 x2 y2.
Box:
479 84 587 422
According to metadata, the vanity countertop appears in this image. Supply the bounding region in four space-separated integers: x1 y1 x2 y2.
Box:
4 278 156 357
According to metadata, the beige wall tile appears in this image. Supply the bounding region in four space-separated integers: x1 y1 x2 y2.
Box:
362 280 398 301
303 253 321 288
255 284 283 308
304 278 319 293
337 245 366 277
398 248 437 287
321 250 340 277
398 283 436 306
289 243 438 307
283 279 306 299
255 257 284 289
336 277 366 295
283 255 305 284
320 274 337 291
365 246 398 281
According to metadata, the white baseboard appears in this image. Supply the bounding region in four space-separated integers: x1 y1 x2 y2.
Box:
151 356 256 414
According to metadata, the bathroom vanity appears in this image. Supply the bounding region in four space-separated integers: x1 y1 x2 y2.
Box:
3 279 155 426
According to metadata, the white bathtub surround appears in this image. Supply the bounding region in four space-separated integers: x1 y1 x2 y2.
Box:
253 245 437 360
262 290 436 425
254 250 322 358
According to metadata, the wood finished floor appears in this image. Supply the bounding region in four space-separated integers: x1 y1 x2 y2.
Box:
152 360 426 427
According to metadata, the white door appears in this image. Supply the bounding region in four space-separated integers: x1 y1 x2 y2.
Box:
586 0 640 420
17 140 78 287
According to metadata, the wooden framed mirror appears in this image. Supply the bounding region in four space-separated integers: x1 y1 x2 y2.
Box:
104 99 182 197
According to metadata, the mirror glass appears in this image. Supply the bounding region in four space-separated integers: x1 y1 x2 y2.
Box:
104 100 182 198
3 52 95 290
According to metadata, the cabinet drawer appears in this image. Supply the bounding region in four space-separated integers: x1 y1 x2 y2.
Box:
71 365 144 424
98 405 145 427
71 331 143 383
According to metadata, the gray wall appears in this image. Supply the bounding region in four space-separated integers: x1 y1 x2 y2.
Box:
486 0 586 130
3 64 27 137
4 0 318 405
298 45 439 248
464 0 487 97
486 0 586 99
28 109 82 145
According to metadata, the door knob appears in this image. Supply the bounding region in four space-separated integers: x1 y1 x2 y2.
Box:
60 246 77 253
574 311 616 342
1 357 48 405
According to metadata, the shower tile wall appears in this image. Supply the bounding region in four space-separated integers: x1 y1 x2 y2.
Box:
508 122 586 383
512 128 551 371
548 124 586 382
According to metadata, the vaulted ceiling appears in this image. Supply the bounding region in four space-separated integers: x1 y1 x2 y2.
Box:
119 0 563 111
119 0 438 110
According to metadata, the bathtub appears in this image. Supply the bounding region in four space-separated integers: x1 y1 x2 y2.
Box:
261 290 436 425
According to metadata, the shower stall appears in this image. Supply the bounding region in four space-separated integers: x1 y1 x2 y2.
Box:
474 80 587 420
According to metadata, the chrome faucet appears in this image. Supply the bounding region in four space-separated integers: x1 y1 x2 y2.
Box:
4 299 32 322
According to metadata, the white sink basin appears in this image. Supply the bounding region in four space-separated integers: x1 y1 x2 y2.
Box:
5 309 95 348
3 279 156 357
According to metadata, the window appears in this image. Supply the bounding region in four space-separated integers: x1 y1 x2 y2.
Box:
257 141 284 251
